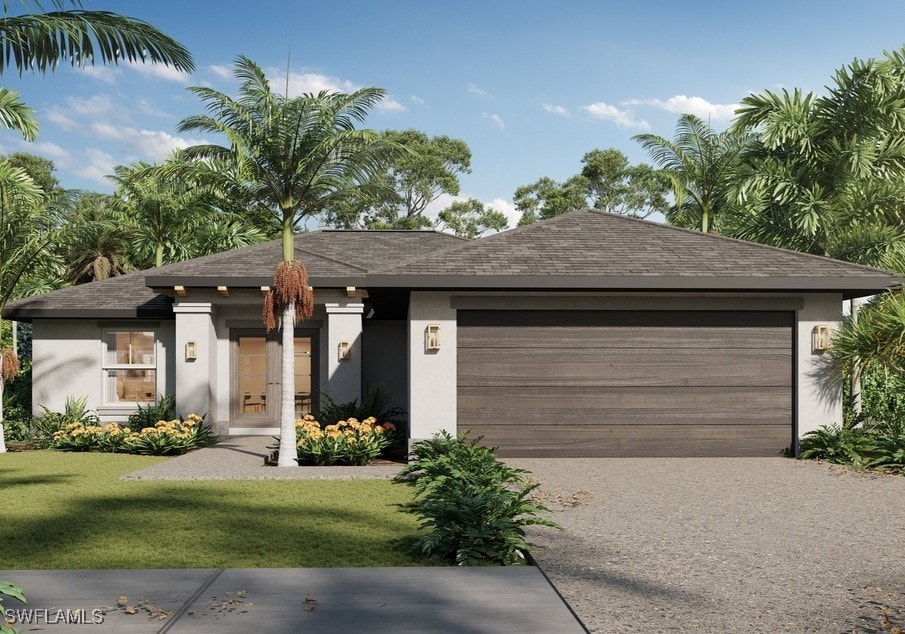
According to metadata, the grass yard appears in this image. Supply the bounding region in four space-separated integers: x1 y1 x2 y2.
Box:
0 451 427 569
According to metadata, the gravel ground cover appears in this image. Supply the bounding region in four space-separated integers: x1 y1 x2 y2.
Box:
509 457 905 633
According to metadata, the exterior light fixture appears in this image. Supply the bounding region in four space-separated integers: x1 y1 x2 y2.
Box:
425 324 441 352
185 340 197 361
811 325 832 352
338 340 351 361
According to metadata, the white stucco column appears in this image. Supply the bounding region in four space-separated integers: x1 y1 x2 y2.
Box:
796 294 844 452
408 292 456 446
173 302 218 430
324 302 364 405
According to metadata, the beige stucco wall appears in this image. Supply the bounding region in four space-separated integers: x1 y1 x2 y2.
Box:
31 319 175 422
796 293 845 445
407 292 458 443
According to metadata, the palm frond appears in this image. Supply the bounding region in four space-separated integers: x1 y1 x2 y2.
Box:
0 10 194 74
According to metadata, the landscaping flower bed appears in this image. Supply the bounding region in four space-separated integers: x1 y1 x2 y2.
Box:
50 414 216 456
290 415 397 466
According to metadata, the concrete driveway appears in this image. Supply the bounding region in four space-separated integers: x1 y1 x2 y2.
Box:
509 457 905 633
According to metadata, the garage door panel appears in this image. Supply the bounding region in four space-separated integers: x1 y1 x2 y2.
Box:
456 309 794 457
458 326 791 351
458 386 790 426
459 424 791 458
458 310 793 329
458 348 791 388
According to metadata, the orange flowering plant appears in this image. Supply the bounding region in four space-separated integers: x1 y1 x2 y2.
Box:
292 415 397 466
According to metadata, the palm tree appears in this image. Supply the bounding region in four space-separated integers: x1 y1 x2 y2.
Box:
634 114 750 233
0 160 48 423
731 48 905 412
0 1 193 140
176 56 393 466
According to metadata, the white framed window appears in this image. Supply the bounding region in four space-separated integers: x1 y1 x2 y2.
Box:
102 330 157 404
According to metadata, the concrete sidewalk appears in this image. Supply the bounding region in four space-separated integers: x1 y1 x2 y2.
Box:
1 567 587 633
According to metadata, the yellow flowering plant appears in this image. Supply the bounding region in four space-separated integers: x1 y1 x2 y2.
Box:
291 415 397 466
51 413 215 456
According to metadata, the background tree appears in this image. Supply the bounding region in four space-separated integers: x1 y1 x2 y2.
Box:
634 114 750 233
579 148 669 218
324 129 474 231
436 198 507 239
513 175 588 226
176 56 393 466
513 148 669 226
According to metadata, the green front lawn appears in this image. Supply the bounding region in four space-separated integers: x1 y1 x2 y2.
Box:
0 452 426 569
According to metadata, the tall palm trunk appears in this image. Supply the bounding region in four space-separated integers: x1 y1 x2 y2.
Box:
277 301 297 466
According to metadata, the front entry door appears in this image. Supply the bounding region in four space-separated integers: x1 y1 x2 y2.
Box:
231 329 318 429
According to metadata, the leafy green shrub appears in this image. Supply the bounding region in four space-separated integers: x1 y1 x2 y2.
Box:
802 364 905 474
799 423 876 467
292 415 397 466
316 386 405 427
32 395 99 448
127 394 176 429
0 414 30 442
394 430 560 566
2 358 31 440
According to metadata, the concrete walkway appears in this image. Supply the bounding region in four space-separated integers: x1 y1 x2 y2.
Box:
122 436 403 480
0 567 586 633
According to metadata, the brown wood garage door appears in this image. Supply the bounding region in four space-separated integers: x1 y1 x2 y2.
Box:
457 310 793 457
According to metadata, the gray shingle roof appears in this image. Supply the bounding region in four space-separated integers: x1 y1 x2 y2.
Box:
2 270 172 320
369 210 901 292
143 229 466 286
3 230 465 320
4 211 900 321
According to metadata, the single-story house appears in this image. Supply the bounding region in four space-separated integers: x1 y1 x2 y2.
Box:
4 209 900 457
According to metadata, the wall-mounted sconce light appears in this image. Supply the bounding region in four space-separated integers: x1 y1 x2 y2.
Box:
425 324 441 352
185 340 197 361
338 340 351 361
811 325 832 352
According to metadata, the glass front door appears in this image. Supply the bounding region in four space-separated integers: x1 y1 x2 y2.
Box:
231 329 317 428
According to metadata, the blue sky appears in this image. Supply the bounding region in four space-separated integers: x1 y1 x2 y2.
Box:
3 0 905 227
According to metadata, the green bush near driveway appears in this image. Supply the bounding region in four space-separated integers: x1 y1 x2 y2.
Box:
395 431 560 566
0 452 426 569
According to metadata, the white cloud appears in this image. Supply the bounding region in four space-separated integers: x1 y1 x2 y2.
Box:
45 108 78 130
543 103 569 116
135 98 168 118
486 197 518 230
86 121 204 161
209 64 233 79
274 69 358 95
66 94 115 117
126 61 192 84
625 95 739 121
30 141 71 162
582 102 650 129
264 66 405 112
411 95 425 105
74 148 117 184
467 82 485 95
76 66 121 84
483 113 505 129
376 97 406 113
